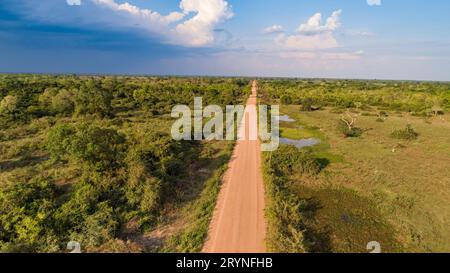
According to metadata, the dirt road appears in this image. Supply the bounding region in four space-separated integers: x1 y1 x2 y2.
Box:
202 81 266 253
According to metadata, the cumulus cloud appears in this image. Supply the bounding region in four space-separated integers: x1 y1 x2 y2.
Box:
174 0 234 46
297 10 341 35
92 0 185 25
263 25 284 34
63 0 234 47
278 10 342 50
367 0 381 6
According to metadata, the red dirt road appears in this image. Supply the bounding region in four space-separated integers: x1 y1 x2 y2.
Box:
202 81 266 253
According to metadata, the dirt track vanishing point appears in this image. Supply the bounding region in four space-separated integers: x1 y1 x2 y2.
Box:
203 81 266 253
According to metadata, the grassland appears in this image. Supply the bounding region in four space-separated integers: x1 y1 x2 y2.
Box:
265 102 450 252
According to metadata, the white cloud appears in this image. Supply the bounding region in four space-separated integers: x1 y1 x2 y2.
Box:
367 0 381 6
93 0 185 25
263 25 284 34
66 0 81 6
297 10 342 35
284 32 338 50
63 0 233 47
174 0 234 46
278 10 342 50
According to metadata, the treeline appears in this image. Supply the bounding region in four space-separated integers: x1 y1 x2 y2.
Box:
0 75 250 125
261 79 450 114
0 75 250 252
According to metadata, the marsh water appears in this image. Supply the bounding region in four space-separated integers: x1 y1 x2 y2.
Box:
280 137 320 149
277 114 296 122
277 114 320 149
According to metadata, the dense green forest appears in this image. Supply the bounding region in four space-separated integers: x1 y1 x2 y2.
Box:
0 75 250 252
261 79 450 115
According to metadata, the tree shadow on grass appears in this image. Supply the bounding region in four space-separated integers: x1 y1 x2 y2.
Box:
316 158 330 171
301 197 333 253
0 155 49 172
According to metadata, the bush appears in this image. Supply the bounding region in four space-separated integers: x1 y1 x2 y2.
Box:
70 202 119 250
280 95 293 105
75 83 112 118
52 89 75 115
46 124 126 171
70 125 126 171
391 124 418 140
337 120 363 138
46 124 76 161
53 181 101 233
0 95 18 119
263 146 323 253
269 145 321 177
38 88 58 108
301 98 314 112
0 179 57 251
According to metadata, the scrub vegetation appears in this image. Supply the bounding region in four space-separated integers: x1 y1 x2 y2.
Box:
0 74 250 253
260 79 450 253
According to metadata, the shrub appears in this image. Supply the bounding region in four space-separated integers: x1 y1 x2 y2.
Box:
54 181 101 233
74 84 112 118
0 179 57 250
263 146 322 253
46 124 76 161
46 124 126 171
301 98 314 112
337 120 363 138
280 95 293 105
52 89 75 115
69 125 126 171
269 145 321 177
379 111 388 117
0 95 18 119
38 88 58 107
70 202 119 250
391 124 418 140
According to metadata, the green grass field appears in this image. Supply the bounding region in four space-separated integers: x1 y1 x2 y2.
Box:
276 105 450 252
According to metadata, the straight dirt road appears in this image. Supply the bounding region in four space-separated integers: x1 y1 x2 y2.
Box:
202 81 266 253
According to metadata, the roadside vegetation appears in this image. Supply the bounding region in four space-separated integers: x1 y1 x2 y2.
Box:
0 74 250 253
260 79 450 252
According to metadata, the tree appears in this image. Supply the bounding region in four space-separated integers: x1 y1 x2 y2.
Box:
0 179 57 251
38 88 58 108
46 124 126 171
301 98 314 112
338 111 363 137
0 95 18 120
280 95 293 105
75 82 112 118
46 124 76 161
52 89 75 115
70 202 119 250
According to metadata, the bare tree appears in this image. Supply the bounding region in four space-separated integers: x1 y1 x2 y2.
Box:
341 111 357 131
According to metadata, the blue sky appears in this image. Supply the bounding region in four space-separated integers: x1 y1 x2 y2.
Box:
0 0 449 80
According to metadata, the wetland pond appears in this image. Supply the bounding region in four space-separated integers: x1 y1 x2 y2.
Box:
277 114 321 149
